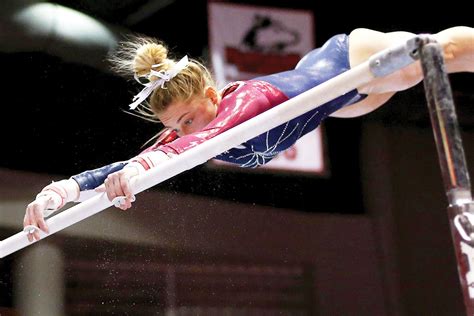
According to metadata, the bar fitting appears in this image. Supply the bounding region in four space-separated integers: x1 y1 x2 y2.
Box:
369 34 436 77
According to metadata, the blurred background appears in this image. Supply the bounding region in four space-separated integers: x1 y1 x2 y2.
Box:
0 0 473 315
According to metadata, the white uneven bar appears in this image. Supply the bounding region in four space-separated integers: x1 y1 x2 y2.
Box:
0 39 417 258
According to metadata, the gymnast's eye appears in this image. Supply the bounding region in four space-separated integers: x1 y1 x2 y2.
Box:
184 119 193 125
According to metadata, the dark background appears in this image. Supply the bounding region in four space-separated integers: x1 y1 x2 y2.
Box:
1 0 472 214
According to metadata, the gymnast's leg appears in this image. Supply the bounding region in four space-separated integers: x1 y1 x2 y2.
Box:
350 26 474 94
333 26 474 118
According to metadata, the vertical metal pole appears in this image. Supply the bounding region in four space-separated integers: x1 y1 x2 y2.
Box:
419 38 474 315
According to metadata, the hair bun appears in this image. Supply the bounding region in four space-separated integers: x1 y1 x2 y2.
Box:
134 43 169 78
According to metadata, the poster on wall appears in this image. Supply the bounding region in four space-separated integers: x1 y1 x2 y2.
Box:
207 1 325 174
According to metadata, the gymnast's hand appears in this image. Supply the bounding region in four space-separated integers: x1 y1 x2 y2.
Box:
23 179 79 242
95 167 138 211
24 191 58 242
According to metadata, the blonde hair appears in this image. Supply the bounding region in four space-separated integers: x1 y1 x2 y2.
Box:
108 35 216 121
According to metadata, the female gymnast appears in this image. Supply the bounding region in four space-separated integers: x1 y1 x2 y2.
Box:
23 26 474 241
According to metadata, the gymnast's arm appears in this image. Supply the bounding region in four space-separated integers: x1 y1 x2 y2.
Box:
23 143 173 241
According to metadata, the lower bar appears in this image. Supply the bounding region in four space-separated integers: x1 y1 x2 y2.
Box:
0 58 376 258
0 37 421 258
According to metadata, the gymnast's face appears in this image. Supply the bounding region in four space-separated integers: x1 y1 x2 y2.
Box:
158 87 219 136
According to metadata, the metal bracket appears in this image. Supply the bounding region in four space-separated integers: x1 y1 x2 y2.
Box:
451 202 474 244
369 34 436 77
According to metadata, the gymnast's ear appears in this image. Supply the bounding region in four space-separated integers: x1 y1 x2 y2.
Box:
204 86 219 105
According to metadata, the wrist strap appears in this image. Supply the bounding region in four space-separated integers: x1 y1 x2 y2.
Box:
128 150 171 174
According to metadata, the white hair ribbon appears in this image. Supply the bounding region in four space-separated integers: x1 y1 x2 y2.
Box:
129 55 189 110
